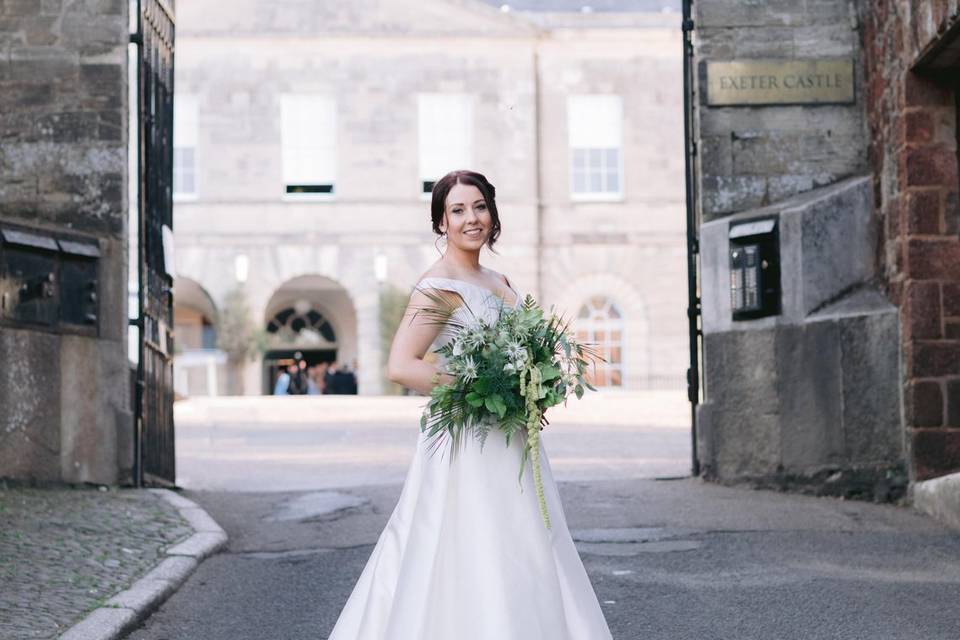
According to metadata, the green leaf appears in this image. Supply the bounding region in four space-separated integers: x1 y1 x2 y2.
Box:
574 384 584 399
538 362 562 382
492 395 507 418
465 391 485 407
484 395 501 414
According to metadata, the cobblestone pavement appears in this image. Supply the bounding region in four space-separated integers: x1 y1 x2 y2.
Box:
0 485 192 639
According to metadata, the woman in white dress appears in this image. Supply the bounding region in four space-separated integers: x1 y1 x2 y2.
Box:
327 170 613 640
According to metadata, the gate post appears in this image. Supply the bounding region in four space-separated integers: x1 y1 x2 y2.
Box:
681 0 702 477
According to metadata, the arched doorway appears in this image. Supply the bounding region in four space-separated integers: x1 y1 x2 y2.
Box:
261 275 357 395
172 277 225 397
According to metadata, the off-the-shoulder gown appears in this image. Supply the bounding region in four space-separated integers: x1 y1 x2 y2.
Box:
326 277 613 640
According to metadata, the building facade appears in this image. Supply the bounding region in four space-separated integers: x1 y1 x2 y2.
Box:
169 0 689 396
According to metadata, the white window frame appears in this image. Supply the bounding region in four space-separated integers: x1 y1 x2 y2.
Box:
567 94 624 202
418 93 474 199
280 94 337 201
173 94 199 201
575 296 625 388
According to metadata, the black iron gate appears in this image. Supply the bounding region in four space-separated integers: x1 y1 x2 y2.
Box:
131 0 176 486
682 0 703 476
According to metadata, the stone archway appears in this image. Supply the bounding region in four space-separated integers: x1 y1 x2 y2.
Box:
172 277 226 397
261 275 358 395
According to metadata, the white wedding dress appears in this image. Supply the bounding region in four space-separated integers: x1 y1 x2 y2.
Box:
327 277 613 640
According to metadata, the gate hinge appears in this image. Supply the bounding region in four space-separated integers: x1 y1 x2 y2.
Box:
682 18 695 32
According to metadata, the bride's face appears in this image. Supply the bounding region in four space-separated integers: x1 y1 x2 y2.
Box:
440 183 492 250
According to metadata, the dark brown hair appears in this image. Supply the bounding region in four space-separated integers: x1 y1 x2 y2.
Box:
431 170 501 252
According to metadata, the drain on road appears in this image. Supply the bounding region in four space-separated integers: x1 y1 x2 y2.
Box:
239 548 337 560
266 491 369 523
572 527 702 555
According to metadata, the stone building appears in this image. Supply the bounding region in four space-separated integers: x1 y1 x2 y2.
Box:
169 0 689 396
692 0 960 498
0 1 132 484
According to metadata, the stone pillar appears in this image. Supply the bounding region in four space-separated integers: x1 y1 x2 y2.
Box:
355 286 383 396
692 0 909 499
0 0 131 484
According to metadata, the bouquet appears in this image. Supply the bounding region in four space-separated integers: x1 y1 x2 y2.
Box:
413 289 601 529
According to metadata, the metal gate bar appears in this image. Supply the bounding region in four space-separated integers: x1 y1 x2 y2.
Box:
682 0 702 477
131 0 176 487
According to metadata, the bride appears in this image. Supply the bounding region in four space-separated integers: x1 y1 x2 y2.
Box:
327 170 613 639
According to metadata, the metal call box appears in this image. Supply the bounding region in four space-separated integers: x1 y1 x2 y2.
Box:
0 228 60 327
729 217 781 320
0 225 101 332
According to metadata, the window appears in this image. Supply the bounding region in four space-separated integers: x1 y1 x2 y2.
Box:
574 295 624 387
567 95 623 200
173 94 198 199
281 94 336 198
418 94 473 195
266 306 336 344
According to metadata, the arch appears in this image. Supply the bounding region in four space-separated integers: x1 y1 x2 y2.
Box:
575 295 625 388
260 274 359 394
173 276 218 350
263 274 355 348
172 277 226 397
555 272 650 389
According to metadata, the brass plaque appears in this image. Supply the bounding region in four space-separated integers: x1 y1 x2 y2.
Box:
706 59 854 106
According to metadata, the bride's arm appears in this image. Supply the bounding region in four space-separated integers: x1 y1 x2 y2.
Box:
386 288 461 395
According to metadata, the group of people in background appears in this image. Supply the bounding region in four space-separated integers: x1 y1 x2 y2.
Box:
273 357 358 395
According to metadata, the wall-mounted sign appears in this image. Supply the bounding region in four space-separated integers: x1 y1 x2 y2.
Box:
706 59 854 106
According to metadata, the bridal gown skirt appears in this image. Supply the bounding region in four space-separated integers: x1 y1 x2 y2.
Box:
327 422 613 640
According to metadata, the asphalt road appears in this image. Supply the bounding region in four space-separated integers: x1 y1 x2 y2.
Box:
127 478 960 640
127 396 960 639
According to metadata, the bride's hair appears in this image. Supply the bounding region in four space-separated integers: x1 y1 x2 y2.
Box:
430 170 502 252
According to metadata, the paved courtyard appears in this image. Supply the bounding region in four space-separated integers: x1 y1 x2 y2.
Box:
120 392 960 639
174 391 694 491
129 478 960 640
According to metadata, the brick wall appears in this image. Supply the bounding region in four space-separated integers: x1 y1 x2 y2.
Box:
863 1 960 480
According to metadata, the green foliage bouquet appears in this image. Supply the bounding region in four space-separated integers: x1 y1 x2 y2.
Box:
414 290 600 529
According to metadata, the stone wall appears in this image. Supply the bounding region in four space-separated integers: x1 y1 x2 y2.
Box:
694 0 870 222
862 1 960 481
698 179 905 498
693 0 908 499
0 0 131 484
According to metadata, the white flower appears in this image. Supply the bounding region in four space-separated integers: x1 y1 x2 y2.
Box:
452 337 466 357
504 341 528 363
459 355 479 382
503 362 517 374
463 328 487 352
